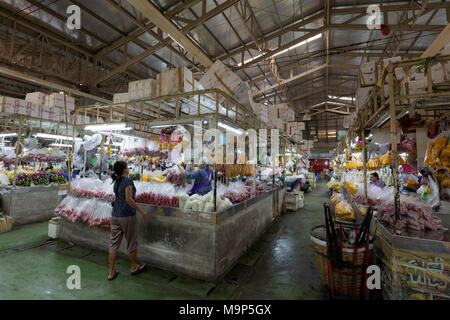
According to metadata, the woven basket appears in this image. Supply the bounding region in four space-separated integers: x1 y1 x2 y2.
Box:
310 225 373 299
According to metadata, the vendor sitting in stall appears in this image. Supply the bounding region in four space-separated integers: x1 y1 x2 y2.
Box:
177 162 212 196
285 175 304 192
370 172 385 188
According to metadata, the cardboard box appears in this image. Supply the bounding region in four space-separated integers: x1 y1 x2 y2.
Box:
431 63 448 84
71 114 90 125
441 44 450 74
15 99 29 116
200 60 242 99
382 56 404 80
129 79 156 100
0 216 13 233
360 72 376 86
408 78 428 93
25 92 46 105
360 61 376 74
1 96 17 113
356 87 372 111
28 103 41 118
45 93 75 111
157 67 196 96
113 92 129 103
232 81 256 112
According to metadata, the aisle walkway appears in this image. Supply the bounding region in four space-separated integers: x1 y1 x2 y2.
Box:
0 182 330 300
232 181 328 299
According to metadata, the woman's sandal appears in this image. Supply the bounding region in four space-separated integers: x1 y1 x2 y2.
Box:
108 270 119 281
131 264 147 275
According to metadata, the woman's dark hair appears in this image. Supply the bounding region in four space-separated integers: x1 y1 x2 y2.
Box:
370 172 379 180
112 161 128 193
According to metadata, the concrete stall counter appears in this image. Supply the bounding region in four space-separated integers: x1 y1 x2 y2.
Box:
1 185 62 226
59 188 282 282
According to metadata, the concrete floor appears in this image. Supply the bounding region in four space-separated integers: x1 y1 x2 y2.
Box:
0 182 329 300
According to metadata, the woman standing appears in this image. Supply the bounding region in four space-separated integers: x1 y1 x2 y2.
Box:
108 161 148 281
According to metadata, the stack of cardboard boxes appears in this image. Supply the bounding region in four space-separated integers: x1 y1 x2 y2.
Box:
1 92 76 123
200 61 258 114
285 122 304 142
267 103 295 131
200 60 242 103
128 79 157 100
157 66 198 96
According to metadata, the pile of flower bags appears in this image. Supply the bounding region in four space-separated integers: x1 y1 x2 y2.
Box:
71 177 115 200
353 185 446 232
56 196 112 228
120 148 168 159
134 181 183 208
165 166 186 186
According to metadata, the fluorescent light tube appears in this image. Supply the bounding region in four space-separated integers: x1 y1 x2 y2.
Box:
218 122 244 135
238 33 322 66
151 125 176 128
85 123 132 131
50 143 72 148
0 133 17 137
35 133 82 141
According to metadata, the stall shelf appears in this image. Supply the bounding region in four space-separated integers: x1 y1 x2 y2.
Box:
0 96 74 225
56 88 291 281
336 54 450 224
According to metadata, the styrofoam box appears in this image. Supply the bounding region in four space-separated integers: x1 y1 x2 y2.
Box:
360 61 376 74
157 67 195 96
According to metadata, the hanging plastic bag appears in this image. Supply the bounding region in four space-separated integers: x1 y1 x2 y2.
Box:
367 153 380 170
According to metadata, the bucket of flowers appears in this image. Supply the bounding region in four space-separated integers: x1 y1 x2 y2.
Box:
31 171 50 185
50 171 66 184
14 173 31 187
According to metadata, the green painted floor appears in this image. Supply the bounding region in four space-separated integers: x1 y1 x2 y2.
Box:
0 182 330 300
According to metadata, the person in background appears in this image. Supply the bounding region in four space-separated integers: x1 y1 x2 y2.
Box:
108 161 148 281
107 164 113 177
45 163 53 172
370 172 385 188
177 162 212 196
285 175 303 192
